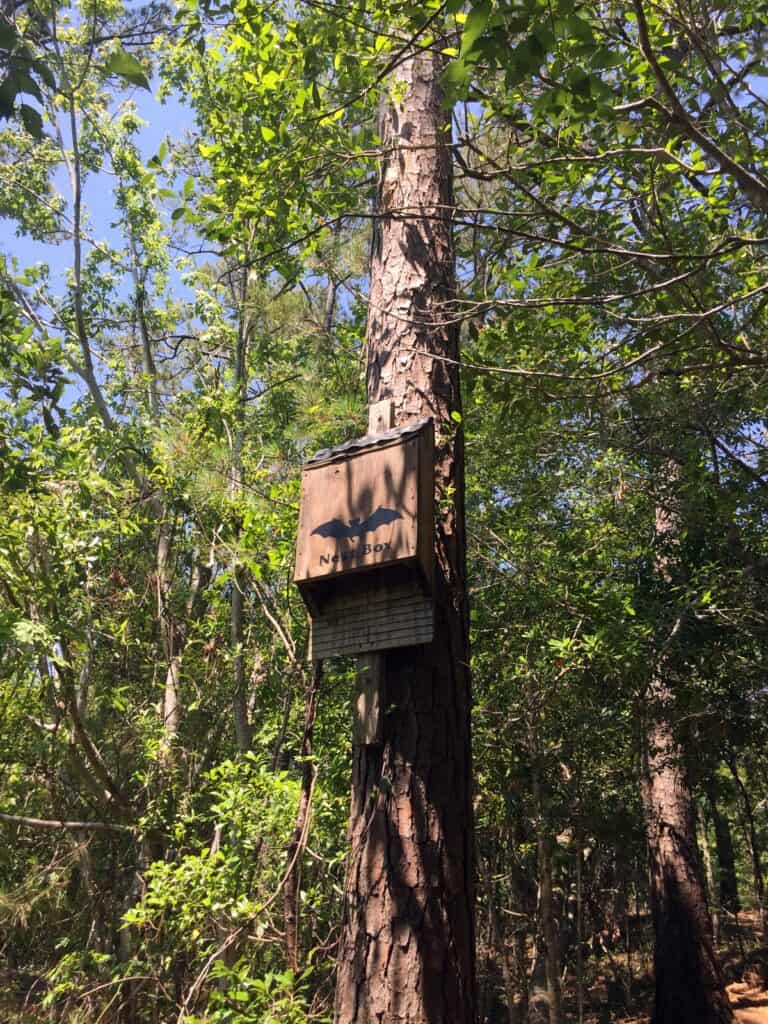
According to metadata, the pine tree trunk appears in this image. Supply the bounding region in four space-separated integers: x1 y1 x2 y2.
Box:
642 500 732 1024
641 684 733 1024
333 48 476 1024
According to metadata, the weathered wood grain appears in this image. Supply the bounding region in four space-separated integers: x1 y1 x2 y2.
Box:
308 581 433 659
294 421 433 597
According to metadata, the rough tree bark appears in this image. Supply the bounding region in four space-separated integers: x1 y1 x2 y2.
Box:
333 48 476 1024
640 502 732 1024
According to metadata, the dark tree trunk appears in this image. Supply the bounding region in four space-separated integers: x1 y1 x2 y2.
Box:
727 754 766 937
641 684 733 1024
530 766 563 1024
704 780 740 917
699 811 720 947
333 48 476 1024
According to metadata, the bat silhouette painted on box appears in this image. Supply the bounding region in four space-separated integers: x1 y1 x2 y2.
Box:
311 507 403 540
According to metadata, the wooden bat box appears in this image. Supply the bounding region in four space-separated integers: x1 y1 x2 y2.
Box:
294 419 435 657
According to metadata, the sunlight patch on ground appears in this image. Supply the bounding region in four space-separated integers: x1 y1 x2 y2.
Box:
730 981 768 1024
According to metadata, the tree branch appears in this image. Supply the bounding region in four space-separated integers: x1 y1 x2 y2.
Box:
0 810 131 834
632 0 768 212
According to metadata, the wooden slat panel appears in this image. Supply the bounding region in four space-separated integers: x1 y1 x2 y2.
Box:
309 583 434 659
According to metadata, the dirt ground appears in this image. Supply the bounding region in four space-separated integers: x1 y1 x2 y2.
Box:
582 980 768 1024
730 980 768 1024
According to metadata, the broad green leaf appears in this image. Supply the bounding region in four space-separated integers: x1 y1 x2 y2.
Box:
460 0 491 57
103 49 151 91
19 103 43 138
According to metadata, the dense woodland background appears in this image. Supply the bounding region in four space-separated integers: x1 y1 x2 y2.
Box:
2 0 768 1020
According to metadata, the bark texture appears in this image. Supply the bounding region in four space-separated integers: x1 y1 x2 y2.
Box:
333 49 476 1024
641 698 732 1024
641 500 732 1024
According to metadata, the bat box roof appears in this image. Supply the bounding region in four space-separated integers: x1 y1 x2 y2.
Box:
294 418 434 615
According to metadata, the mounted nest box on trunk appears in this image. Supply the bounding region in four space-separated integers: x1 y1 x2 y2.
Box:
294 416 434 659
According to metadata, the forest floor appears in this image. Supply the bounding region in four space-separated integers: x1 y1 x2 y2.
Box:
729 979 768 1024
2 918 767 1021
581 975 768 1024
579 913 768 1023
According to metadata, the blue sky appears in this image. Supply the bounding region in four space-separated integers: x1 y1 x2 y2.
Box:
6 81 193 292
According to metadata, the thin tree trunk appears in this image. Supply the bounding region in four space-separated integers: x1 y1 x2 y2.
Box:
285 661 321 971
531 767 563 1024
727 754 766 937
231 565 251 751
576 825 585 1024
704 780 740 917
333 46 476 1024
156 540 210 752
625 882 633 1012
488 892 518 1024
231 303 252 752
510 813 533 1024
156 514 180 740
699 812 720 947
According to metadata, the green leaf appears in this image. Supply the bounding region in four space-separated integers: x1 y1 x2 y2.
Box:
460 0 491 57
0 21 19 50
0 76 17 118
19 103 43 138
442 57 470 88
103 49 151 91
32 58 56 90
260 124 276 142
